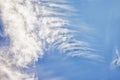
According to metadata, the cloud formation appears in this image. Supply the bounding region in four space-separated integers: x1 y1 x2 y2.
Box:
111 47 120 69
0 0 103 80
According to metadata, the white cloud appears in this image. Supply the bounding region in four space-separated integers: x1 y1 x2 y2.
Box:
111 47 120 69
0 0 103 80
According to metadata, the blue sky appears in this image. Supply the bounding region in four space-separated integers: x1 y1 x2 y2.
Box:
35 0 120 80
0 0 120 80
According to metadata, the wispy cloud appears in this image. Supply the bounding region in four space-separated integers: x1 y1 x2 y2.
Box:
111 47 120 69
0 0 103 80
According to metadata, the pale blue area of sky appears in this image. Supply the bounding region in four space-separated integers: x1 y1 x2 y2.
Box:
36 0 120 80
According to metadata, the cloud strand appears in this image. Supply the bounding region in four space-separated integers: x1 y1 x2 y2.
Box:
0 0 103 80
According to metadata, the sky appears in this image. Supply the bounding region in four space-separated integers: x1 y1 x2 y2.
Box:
0 0 120 80
36 0 120 80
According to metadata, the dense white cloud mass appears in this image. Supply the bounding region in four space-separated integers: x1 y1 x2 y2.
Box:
0 0 104 80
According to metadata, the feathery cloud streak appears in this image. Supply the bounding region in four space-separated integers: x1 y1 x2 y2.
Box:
0 0 103 80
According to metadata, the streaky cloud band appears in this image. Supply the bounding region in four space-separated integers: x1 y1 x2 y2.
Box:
0 0 104 80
